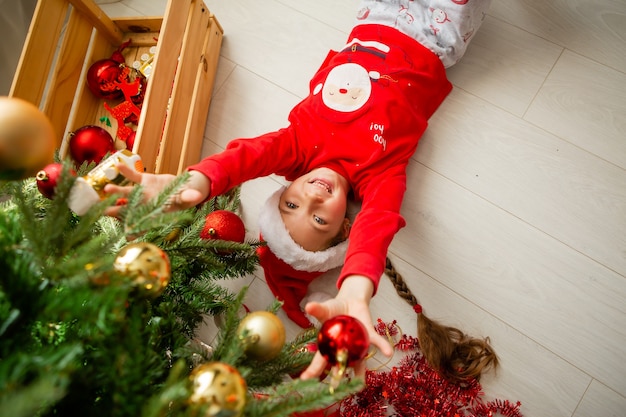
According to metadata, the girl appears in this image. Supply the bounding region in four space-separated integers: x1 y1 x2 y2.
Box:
105 0 493 381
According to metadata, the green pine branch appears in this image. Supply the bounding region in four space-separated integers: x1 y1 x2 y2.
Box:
245 377 364 417
0 163 361 417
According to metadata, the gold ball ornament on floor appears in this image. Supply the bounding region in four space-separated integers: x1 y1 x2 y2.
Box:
237 311 286 361
0 96 56 180
113 242 171 296
189 362 247 417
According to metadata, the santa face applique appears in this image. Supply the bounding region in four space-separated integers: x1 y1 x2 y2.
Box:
313 63 372 113
302 38 398 137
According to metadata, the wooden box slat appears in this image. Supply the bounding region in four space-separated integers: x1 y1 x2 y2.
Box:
157 0 210 174
10 0 70 106
65 0 123 45
10 0 223 175
43 7 94 148
178 15 223 172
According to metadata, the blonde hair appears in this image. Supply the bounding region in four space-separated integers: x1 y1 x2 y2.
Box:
385 257 499 382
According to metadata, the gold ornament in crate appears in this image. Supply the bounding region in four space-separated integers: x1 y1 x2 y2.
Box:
237 311 286 361
113 242 171 296
189 362 246 417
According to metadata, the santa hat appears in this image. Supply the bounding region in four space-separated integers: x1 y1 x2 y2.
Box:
258 187 348 272
256 187 349 328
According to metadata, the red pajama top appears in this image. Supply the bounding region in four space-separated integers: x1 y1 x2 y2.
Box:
189 24 452 293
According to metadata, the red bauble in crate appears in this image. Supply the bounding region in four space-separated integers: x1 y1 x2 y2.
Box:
200 210 246 243
317 315 370 367
36 163 75 199
86 40 131 100
69 125 116 165
125 130 136 151
87 59 124 100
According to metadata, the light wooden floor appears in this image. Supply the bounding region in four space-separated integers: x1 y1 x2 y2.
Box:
97 1 626 416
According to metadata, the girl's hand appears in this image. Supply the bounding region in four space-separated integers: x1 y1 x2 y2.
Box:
103 164 211 216
299 275 393 380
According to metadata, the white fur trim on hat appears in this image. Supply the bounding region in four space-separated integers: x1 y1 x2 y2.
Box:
258 187 349 272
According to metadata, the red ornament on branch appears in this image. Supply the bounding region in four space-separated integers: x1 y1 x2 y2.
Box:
317 315 369 391
317 315 370 368
36 163 75 199
200 210 246 243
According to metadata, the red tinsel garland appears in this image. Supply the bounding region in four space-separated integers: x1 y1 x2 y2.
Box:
336 322 523 417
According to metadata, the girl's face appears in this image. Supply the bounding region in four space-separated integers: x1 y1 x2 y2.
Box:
279 167 350 252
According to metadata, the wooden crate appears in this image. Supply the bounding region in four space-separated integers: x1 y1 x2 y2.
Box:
10 0 223 174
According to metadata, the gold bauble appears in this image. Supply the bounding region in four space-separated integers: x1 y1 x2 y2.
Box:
164 227 182 242
189 362 247 417
237 311 286 361
0 96 56 180
113 242 171 295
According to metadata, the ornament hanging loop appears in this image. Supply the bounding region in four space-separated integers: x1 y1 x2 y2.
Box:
329 348 349 394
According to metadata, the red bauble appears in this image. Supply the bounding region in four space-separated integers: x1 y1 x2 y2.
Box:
87 59 124 100
125 130 136 151
317 315 370 367
69 125 116 165
200 210 246 243
85 41 131 100
36 163 63 199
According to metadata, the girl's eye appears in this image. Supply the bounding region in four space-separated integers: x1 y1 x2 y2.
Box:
286 202 297 209
313 215 326 225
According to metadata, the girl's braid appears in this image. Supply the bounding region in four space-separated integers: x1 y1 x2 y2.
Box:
383 256 499 382
385 257 419 307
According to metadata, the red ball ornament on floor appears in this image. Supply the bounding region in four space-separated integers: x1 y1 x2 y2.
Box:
69 125 116 165
317 315 370 367
200 210 246 243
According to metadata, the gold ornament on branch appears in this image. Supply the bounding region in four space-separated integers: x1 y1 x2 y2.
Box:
189 362 247 417
113 242 171 296
0 96 56 180
237 311 286 361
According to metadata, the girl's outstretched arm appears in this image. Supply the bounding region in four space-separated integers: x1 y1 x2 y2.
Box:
103 163 211 216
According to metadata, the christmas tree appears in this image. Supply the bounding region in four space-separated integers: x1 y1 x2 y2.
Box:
0 160 362 417
0 91 524 417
